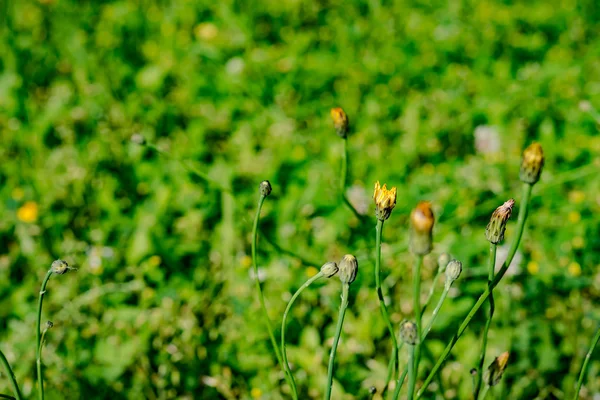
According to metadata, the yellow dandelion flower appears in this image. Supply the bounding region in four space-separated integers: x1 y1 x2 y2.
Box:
17 201 38 223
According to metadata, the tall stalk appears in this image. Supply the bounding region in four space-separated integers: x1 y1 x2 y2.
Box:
0 350 22 400
407 344 416 400
36 270 53 400
573 324 600 399
474 244 497 398
324 283 350 400
412 255 424 374
417 183 532 398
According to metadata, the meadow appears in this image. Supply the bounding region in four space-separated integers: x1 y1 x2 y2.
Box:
0 0 599 399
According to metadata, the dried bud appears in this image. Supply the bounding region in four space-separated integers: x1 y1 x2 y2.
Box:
131 134 147 146
320 262 339 278
259 180 272 197
483 352 510 387
330 107 349 138
437 253 451 273
400 320 418 345
338 254 358 285
373 181 397 221
51 260 71 275
520 143 544 184
410 202 435 255
485 199 515 244
445 259 462 286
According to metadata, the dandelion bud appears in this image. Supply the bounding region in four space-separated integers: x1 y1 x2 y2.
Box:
445 259 462 286
45 321 54 329
330 107 349 138
373 181 397 221
485 199 515 244
259 180 272 197
130 133 147 146
400 320 418 346
438 253 451 273
338 254 358 285
520 143 544 185
483 352 510 387
320 262 339 278
410 202 435 255
51 260 70 275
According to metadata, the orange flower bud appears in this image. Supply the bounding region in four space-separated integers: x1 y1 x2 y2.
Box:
330 107 349 138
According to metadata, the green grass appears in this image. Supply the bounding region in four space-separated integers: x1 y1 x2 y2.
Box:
0 0 599 398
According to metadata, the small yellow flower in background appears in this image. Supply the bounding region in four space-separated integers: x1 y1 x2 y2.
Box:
527 261 539 275
250 388 262 399
149 255 162 267
373 181 397 221
568 211 581 223
568 261 581 276
241 255 252 269
306 266 319 278
17 201 38 223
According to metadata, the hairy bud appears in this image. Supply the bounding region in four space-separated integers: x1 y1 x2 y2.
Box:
410 202 435 255
520 143 544 184
400 320 418 345
51 260 71 275
320 262 339 278
330 107 349 138
445 259 463 287
259 180 272 197
485 199 515 244
338 254 358 285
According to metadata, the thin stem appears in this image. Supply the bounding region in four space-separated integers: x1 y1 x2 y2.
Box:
422 268 443 315
36 270 53 400
0 350 22 400
375 219 398 396
340 138 363 221
281 272 324 400
325 283 350 400
573 324 600 399
411 255 424 391
251 196 288 387
417 183 533 398
479 385 490 400
407 345 416 400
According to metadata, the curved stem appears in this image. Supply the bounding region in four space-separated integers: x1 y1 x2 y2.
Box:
375 219 398 396
36 270 53 400
0 350 22 400
325 283 350 400
417 183 533 398
474 244 497 398
573 324 600 399
251 195 289 387
410 255 424 396
407 345 416 400
281 272 324 400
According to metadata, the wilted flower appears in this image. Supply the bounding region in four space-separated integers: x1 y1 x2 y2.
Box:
321 262 339 278
483 352 510 387
259 180 272 197
373 181 397 221
410 202 435 255
330 107 349 138
485 199 515 244
338 254 358 285
520 143 544 184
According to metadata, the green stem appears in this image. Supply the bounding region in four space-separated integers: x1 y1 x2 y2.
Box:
411 255 423 393
36 270 53 400
340 138 363 220
417 183 533 398
573 324 600 399
375 219 398 396
407 345 416 400
479 385 490 400
0 350 22 400
474 244 497 398
281 272 324 400
422 268 443 315
325 283 350 400
251 196 288 388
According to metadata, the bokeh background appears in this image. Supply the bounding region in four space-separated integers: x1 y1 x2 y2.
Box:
1 0 600 399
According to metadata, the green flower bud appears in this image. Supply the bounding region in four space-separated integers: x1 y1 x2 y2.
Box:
400 320 418 345
485 199 515 244
320 262 339 278
259 180 272 197
445 259 462 285
338 254 358 285
483 352 509 387
330 107 349 138
437 253 451 273
45 321 54 329
51 260 71 275
520 143 544 184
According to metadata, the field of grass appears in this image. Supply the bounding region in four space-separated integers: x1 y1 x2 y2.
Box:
1 0 600 399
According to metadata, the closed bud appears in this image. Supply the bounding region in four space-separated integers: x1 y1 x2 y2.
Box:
520 143 544 184
437 253 451 273
485 199 515 244
483 352 510 387
259 180 272 197
400 320 418 345
45 321 54 330
320 262 339 278
338 254 358 285
51 260 71 275
373 181 397 221
445 259 462 286
410 202 435 255
330 107 349 138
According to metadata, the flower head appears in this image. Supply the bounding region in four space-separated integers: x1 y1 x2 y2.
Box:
51 260 71 275
520 143 544 184
485 199 515 244
330 107 349 138
410 202 435 255
373 181 397 221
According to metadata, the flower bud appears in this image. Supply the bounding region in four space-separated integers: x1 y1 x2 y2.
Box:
400 320 418 345
445 259 462 286
259 180 272 197
437 253 451 273
373 181 397 221
320 262 339 278
51 260 71 275
410 202 435 255
483 352 509 387
330 107 349 138
485 199 515 244
520 143 544 184
45 321 54 329
338 254 358 285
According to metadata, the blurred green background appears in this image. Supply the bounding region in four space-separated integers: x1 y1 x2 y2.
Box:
1 0 599 399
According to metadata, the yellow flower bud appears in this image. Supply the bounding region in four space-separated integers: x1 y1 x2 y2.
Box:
410 202 435 255
485 199 515 244
373 181 397 221
520 142 544 184
330 107 349 138
483 352 510 387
